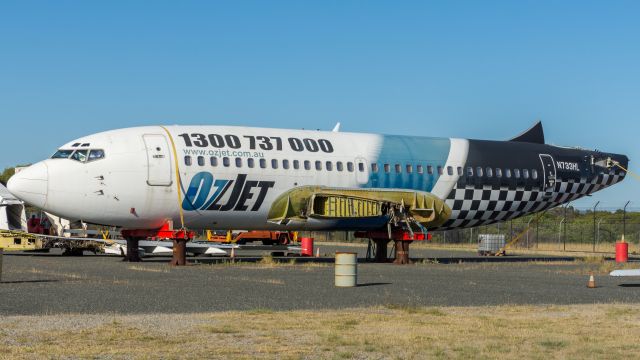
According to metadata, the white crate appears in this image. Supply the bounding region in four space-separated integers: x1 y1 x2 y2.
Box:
478 234 505 254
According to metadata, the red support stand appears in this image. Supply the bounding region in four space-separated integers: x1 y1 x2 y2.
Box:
121 222 195 266
356 230 426 264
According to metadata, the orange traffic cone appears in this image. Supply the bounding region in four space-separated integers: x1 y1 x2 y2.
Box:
230 246 236 259
315 247 320 258
587 272 596 288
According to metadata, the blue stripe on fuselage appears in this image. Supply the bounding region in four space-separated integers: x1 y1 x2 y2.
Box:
366 135 451 191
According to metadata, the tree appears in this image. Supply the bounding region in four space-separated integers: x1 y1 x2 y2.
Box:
0 167 15 186
0 165 31 186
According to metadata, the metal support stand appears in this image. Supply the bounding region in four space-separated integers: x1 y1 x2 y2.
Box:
121 222 195 266
366 238 390 262
374 238 390 263
393 240 412 264
358 230 423 264
123 237 142 262
170 239 188 266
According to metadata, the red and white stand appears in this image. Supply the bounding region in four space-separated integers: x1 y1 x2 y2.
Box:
120 221 195 266
356 230 430 264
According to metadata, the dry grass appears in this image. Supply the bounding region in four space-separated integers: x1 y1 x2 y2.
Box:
22 267 130 285
418 242 638 258
575 256 640 275
204 257 330 270
127 265 171 273
1 304 640 359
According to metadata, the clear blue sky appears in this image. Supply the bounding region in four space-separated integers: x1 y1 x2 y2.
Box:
1 1 638 210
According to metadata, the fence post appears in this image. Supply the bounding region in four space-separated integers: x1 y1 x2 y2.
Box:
593 201 600 253
623 201 630 238
536 217 539 249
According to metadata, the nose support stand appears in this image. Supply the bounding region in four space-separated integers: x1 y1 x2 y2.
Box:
121 222 195 265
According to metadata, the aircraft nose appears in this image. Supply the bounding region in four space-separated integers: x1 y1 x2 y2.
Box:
6 162 49 208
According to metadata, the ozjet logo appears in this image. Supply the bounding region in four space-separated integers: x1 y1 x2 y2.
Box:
182 172 275 211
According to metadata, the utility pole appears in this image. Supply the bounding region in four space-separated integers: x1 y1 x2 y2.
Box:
593 201 600 253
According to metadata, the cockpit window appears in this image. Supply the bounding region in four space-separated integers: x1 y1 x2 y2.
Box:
70 150 88 162
51 149 74 159
88 149 105 162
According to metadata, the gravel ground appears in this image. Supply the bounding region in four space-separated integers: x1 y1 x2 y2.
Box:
1 246 639 315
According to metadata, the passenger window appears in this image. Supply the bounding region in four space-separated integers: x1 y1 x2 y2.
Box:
532 169 538 179
315 161 322 171
476 167 483 177
248 158 255 168
358 162 365 172
283 159 290 169
198 156 205 166
505 168 512 178
417 165 423 174
406 164 413 173
184 156 192 166
514 169 521 178
271 159 278 169
71 150 88 162
304 160 311 170
260 159 267 169
457 167 463 176
235 157 242 167
371 163 379 173
337 162 344 171
210 157 218 167
223 157 230 167
293 160 300 169
347 162 354 172
523 169 530 179
88 149 105 162
437 166 443 175
466 167 473 177
486 167 493 177
447 166 453 176
51 149 74 159
326 161 333 171
384 164 390 173
395 164 401 173
495 168 502 178
427 165 434 175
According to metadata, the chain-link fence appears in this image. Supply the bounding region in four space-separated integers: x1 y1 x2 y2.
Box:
303 207 640 254
429 219 640 253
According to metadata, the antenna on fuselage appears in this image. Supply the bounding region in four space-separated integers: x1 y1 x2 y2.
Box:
332 122 341 132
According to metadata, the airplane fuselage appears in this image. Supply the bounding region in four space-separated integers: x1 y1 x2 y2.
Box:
7 125 628 231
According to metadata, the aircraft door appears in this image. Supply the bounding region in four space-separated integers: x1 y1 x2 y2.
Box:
539 154 556 192
143 134 172 186
355 157 369 185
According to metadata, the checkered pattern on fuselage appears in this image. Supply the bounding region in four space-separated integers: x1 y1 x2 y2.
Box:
433 168 626 231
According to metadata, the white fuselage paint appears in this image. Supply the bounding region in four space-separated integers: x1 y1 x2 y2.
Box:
12 125 458 230
10 125 621 232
